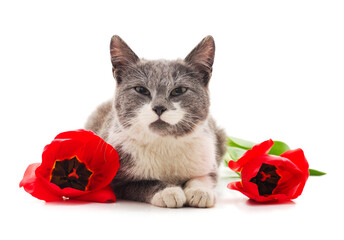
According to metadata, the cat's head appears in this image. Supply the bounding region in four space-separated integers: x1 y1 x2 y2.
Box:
110 35 215 137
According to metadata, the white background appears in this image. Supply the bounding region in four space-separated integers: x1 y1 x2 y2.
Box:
1 0 343 239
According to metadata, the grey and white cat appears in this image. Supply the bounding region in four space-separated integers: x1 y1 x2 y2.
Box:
85 35 226 208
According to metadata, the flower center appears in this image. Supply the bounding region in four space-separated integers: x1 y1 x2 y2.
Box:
68 168 79 179
250 163 281 196
260 172 271 182
50 157 93 191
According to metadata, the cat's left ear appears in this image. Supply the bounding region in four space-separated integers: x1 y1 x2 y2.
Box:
184 36 215 86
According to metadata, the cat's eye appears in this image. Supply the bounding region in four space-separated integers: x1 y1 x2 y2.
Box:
170 87 187 97
134 86 150 96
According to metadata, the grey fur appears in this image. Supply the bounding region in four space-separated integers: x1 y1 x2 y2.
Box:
112 58 211 136
85 35 226 207
112 180 168 203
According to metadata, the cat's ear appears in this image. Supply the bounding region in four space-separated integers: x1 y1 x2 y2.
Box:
110 35 139 84
184 36 215 86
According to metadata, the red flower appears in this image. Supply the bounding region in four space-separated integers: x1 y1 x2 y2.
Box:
227 139 309 202
20 130 120 203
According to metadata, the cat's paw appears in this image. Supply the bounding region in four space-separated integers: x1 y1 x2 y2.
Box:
151 186 186 208
184 187 216 208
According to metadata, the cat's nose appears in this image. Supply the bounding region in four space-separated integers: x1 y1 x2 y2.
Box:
153 105 167 116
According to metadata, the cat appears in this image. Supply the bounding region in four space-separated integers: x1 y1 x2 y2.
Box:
85 35 226 208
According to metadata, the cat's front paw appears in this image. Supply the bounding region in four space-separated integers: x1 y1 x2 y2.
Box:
151 186 186 208
184 187 216 208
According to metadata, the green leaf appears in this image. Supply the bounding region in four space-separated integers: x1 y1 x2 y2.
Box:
309 168 326 176
228 146 247 161
223 148 231 166
268 141 290 156
227 136 256 150
224 146 247 165
225 136 326 178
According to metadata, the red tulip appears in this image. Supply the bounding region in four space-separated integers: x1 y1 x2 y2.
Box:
20 130 120 203
227 139 309 202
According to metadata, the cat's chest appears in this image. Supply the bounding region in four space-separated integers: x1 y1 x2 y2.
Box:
121 130 216 183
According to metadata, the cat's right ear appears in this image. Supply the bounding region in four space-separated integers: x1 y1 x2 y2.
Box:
110 35 139 84
184 36 215 87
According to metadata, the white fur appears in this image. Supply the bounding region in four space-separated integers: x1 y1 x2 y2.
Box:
135 102 185 127
160 102 185 125
184 187 215 208
184 176 216 207
151 186 186 208
107 106 217 184
136 103 159 130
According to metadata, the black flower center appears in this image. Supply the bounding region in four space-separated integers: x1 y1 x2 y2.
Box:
250 163 281 196
50 157 93 191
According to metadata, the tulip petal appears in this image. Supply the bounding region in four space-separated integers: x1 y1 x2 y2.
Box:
79 138 120 191
280 148 309 176
74 186 116 203
37 139 84 180
227 181 244 192
20 130 120 203
54 129 96 142
227 140 310 202
228 181 290 202
38 130 119 192
251 192 290 202
20 163 61 202
228 139 274 172
290 181 307 199
274 156 308 199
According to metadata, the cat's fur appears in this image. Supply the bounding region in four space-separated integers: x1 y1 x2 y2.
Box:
85 35 226 208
